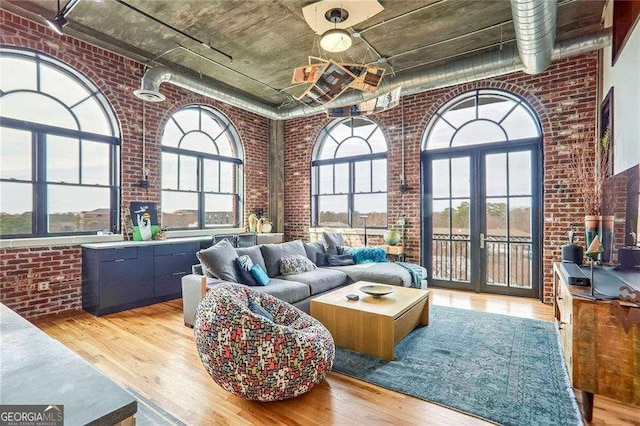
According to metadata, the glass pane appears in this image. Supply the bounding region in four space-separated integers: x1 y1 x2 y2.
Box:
486 153 507 196
510 197 532 239
486 197 507 238
451 199 470 236
40 63 90 107
47 185 110 233
352 120 376 140
334 163 349 193
509 243 532 288
205 194 235 226
502 105 540 140
161 118 183 148
441 97 475 128
0 56 37 92
432 199 450 236
162 152 178 190
318 138 338 159
318 165 333 194
426 118 455 150
73 97 110 135
179 155 197 191
220 162 235 193
318 195 348 227
203 159 220 192
181 131 216 154
432 240 450 280
47 136 79 183
0 182 32 235
478 95 515 122
172 108 199 133
161 191 199 228
201 111 224 139
336 137 369 158
0 127 31 180
452 121 506 147
451 239 470 282
0 92 78 130
367 128 386 153
81 140 110 185
508 151 531 195
214 133 233 157
431 159 450 198
451 157 470 197
355 160 371 193
353 193 386 227
486 241 508 285
371 159 386 192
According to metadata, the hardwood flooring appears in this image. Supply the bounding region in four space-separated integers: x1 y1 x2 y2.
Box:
31 289 639 425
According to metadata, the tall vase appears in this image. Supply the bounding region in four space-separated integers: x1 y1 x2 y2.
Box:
599 215 614 263
584 215 601 252
248 213 258 233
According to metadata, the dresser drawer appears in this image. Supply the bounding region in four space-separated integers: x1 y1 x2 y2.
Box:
154 242 200 256
98 247 138 261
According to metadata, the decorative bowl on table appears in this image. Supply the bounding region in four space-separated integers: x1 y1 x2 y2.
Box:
359 284 394 297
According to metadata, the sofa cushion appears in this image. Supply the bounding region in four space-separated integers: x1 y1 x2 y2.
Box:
260 240 307 278
196 239 238 282
322 232 344 255
279 254 317 276
235 255 259 286
236 246 267 273
329 262 415 287
327 254 355 266
251 278 310 304
279 268 349 295
303 240 326 264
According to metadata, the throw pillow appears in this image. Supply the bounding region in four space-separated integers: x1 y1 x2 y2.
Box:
337 245 352 255
248 300 274 321
351 247 387 264
250 264 270 286
327 254 355 266
315 252 330 267
235 245 268 273
322 231 345 255
279 254 317 276
196 238 238 282
259 240 307 277
303 240 326 264
234 255 260 286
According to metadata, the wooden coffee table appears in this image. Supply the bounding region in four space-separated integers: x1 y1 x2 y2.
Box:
310 282 430 360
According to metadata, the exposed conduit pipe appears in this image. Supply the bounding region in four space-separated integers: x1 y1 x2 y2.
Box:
134 29 611 120
510 0 558 74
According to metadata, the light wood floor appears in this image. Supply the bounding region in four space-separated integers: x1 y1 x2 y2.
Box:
31 289 639 425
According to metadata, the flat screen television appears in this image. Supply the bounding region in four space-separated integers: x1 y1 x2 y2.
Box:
602 163 640 267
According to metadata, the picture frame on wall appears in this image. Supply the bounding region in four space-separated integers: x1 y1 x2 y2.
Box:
600 87 614 177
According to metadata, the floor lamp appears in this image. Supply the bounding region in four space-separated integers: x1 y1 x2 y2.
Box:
360 215 369 246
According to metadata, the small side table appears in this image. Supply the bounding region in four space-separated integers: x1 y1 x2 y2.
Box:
379 245 405 262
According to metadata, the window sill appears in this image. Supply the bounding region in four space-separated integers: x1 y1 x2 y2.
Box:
309 227 389 236
0 234 124 249
165 228 246 239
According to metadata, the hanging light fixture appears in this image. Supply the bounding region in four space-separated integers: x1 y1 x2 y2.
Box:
46 0 81 35
320 8 352 53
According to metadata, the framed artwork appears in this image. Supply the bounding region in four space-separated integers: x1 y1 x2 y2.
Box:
600 87 614 177
130 202 159 241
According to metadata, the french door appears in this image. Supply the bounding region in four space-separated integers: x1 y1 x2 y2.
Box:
422 141 541 298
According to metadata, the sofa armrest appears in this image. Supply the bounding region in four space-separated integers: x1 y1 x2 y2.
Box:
182 274 207 327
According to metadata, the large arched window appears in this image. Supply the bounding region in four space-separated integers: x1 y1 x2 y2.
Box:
161 105 243 229
0 47 120 238
311 117 387 228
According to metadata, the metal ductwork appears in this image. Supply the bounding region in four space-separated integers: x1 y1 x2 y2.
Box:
134 28 611 120
510 0 558 74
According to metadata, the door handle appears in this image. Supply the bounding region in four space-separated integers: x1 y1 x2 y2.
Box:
480 232 485 249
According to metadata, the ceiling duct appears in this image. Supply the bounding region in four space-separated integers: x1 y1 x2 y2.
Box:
510 0 558 74
134 29 611 120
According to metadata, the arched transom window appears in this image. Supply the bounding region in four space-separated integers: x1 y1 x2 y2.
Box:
0 47 120 238
311 117 387 228
423 89 541 150
161 105 244 229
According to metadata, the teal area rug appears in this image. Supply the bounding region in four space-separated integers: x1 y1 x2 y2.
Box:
126 388 186 426
332 306 582 426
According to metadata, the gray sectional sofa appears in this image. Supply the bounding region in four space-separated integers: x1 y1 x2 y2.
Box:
181 238 427 326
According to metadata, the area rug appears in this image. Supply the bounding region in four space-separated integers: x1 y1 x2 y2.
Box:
332 306 583 426
126 388 186 426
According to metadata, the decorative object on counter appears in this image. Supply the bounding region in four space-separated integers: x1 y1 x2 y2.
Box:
248 213 258 233
256 217 264 233
261 219 272 233
130 202 158 241
599 215 614 263
383 228 401 246
155 226 168 240
578 236 610 301
562 225 583 265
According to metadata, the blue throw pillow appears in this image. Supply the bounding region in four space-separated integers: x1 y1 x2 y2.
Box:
351 247 387 264
316 252 330 267
248 300 274 321
327 254 355 266
337 245 352 255
250 264 270 286
235 255 259 286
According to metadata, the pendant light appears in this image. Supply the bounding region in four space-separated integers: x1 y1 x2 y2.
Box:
320 8 352 53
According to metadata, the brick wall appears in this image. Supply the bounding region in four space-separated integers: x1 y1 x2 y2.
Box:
284 54 598 303
0 10 269 318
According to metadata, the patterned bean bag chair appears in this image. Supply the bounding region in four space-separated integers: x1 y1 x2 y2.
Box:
194 283 335 401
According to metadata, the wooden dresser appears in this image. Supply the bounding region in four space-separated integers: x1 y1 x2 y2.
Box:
553 262 640 420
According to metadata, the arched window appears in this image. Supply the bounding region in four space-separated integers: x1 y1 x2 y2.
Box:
161 105 243 229
0 47 120 238
311 117 387 228
423 89 541 150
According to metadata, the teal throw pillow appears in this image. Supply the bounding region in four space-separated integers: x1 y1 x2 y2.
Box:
250 264 270 286
351 247 387 264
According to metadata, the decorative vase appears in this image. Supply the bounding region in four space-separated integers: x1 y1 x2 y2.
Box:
262 222 272 233
599 215 614 263
383 229 401 246
248 213 258 233
584 215 601 251
257 217 264 233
